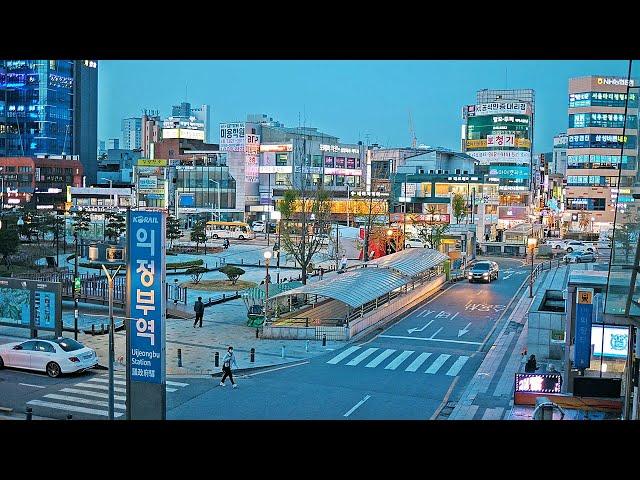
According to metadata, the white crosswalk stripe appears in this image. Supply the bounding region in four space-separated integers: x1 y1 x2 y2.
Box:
384 351 414 370
345 348 379 366
326 346 361 364
404 352 432 372
425 354 451 374
445 356 469 376
25 373 189 419
365 349 396 368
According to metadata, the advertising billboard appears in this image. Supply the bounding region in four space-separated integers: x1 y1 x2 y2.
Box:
574 288 594 370
138 159 168 167
489 166 530 179
468 102 531 116
0 278 62 336
138 177 158 190
591 325 628 358
245 134 260 183
498 206 527 220
514 373 562 394
161 128 205 141
219 122 246 152
467 150 531 165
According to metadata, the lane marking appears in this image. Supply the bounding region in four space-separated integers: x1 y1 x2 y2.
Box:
326 346 361 364
27 399 124 418
364 349 396 368
378 334 482 345
346 348 379 366
425 354 451 374
90 378 127 386
44 394 126 410
430 327 443 339
19 383 45 389
246 361 309 377
384 351 414 370
405 352 432 372
61 388 126 401
445 356 470 376
166 380 189 387
343 395 371 418
430 376 460 420
75 382 126 393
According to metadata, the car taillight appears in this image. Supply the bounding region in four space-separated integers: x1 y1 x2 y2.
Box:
69 357 80 362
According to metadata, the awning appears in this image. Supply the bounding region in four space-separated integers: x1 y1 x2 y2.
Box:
367 248 449 277
242 281 303 301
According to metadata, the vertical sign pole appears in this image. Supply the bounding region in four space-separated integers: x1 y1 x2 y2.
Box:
574 288 594 373
125 209 131 420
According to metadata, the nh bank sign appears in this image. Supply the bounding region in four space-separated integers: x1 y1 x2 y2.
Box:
597 77 635 87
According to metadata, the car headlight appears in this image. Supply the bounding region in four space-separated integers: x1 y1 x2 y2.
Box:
483 273 489 277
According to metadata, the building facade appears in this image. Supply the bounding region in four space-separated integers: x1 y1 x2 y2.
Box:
171 102 210 142
97 148 142 185
1 60 97 183
141 111 161 158
121 117 142 150
564 76 639 233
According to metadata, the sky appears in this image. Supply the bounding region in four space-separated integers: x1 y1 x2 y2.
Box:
98 60 633 153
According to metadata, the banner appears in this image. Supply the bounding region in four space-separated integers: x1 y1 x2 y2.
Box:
138 159 167 167
467 150 531 164
574 288 594 370
489 166 530 179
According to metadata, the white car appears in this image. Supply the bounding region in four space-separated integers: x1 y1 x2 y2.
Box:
564 241 596 254
0 337 98 378
404 238 426 248
251 221 265 232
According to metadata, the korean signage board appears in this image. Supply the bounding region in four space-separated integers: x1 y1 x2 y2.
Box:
498 206 527 220
514 373 562 393
467 102 531 116
138 177 158 190
574 288 594 370
138 159 168 167
259 165 292 174
401 183 417 197
260 144 292 153
245 134 260 183
591 325 628 358
487 134 515 148
0 278 62 337
467 150 531 165
553 135 568 147
219 122 246 152
127 210 166 419
324 167 362 176
489 166 530 179
596 77 635 87
390 213 450 224
319 144 360 154
161 128 205 141
568 134 637 150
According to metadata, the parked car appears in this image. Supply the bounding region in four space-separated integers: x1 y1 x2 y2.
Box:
564 241 596 254
467 261 499 283
314 233 330 245
0 337 98 378
544 239 570 250
563 251 597 263
404 238 426 248
251 221 265 232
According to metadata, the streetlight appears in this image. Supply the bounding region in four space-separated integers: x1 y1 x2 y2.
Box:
271 211 282 283
263 250 272 325
209 179 220 221
101 263 122 421
528 236 537 298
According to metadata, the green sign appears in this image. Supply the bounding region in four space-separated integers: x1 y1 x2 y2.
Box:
74 277 81 293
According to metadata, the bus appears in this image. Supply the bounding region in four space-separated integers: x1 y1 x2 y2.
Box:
205 221 255 240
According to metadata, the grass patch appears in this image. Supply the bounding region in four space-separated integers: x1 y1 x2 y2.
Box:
181 280 257 292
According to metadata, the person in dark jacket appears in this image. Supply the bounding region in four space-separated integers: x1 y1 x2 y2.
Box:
193 296 205 328
525 354 538 373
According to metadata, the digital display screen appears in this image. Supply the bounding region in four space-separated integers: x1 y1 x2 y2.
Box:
515 373 562 393
591 325 628 358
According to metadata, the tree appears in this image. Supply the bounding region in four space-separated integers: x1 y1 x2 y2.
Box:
72 210 91 236
452 193 466 224
41 214 65 247
279 185 332 285
186 266 207 284
578 212 591 232
104 212 126 242
167 215 183 248
190 221 207 252
219 265 245 285
417 222 449 250
0 218 20 267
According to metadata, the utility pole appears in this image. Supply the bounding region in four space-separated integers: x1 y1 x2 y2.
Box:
73 232 79 341
102 264 122 421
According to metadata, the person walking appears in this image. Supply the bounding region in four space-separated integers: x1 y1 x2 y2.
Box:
193 296 205 328
525 354 538 373
340 254 347 272
219 346 239 388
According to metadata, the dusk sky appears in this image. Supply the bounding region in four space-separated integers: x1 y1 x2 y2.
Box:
98 60 632 153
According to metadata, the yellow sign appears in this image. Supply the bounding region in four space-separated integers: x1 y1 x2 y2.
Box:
516 138 531 148
466 139 487 149
577 290 593 305
138 159 168 167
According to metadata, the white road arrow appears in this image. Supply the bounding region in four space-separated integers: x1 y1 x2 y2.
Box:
408 319 434 334
458 322 472 337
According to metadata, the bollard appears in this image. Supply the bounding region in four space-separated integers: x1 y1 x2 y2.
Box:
322 334 327 346
101 324 105 334
305 340 309 352
250 348 255 363
281 345 285 358
91 324 95 336
26 406 32 421
66 414 73 420
256 327 259 338
241 258 244 265
215 351 219 367
178 348 183 367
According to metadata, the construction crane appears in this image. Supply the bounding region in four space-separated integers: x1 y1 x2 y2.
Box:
408 111 417 149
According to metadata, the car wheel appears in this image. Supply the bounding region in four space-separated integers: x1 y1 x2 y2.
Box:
406 244 411 248
46 362 61 378
566 247 573 253
212 234 218 239
238 235 244 240
587 248 593 253
0 355 4 369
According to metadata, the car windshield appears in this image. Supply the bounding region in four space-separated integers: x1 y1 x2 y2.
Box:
53 338 84 352
472 263 491 271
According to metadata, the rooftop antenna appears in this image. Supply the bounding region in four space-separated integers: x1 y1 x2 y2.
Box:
505 67 508 89
185 82 188 103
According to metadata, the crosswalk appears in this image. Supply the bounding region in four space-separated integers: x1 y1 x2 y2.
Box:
326 346 470 376
27 370 189 418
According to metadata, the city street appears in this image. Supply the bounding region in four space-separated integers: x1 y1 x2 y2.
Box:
167 258 530 420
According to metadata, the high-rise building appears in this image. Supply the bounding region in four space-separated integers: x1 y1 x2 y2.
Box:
121 117 142 150
141 110 161 158
0 59 98 183
171 102 210 142
564 75 639 234
107 138 119 150
98 140 106 156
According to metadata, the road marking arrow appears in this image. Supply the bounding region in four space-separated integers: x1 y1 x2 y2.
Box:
458 322 472 337
408 319 434 334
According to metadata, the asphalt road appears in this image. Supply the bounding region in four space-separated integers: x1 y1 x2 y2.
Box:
168 257 530 420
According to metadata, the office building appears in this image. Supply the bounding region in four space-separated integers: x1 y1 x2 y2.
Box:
121 117 142 150
1 59 97 183
170 102 210 142
97 148 142 185
107 138 119 150
141 110 161 158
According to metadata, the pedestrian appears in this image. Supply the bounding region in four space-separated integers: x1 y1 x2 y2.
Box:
223 238 230 249
193 296 205 328
319 267 324 279
219 346 239 388
525 354 538 373
340 254 347 271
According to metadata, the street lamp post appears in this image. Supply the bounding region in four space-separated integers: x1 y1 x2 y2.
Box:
528 236 537 298
271 211 282 283
101 264 122 421
74 232 79 340
263 251 272 325
209 179 220 222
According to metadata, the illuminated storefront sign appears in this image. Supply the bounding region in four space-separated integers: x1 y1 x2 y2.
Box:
259 166 292 174
498 206 527 220
467 102 530 116
319 144 359 154
468 150 531 164
324 168 362 176
487 134 515 148
389 213 450 224
574 288 594 370
161 128 205 141
260 144 293 152
591 325 629 358
489 166 530 179
245 134 260 183
219 122 246 152
514 373 562 393
138 159 168 167
568 134 636 150
596 77 635 87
